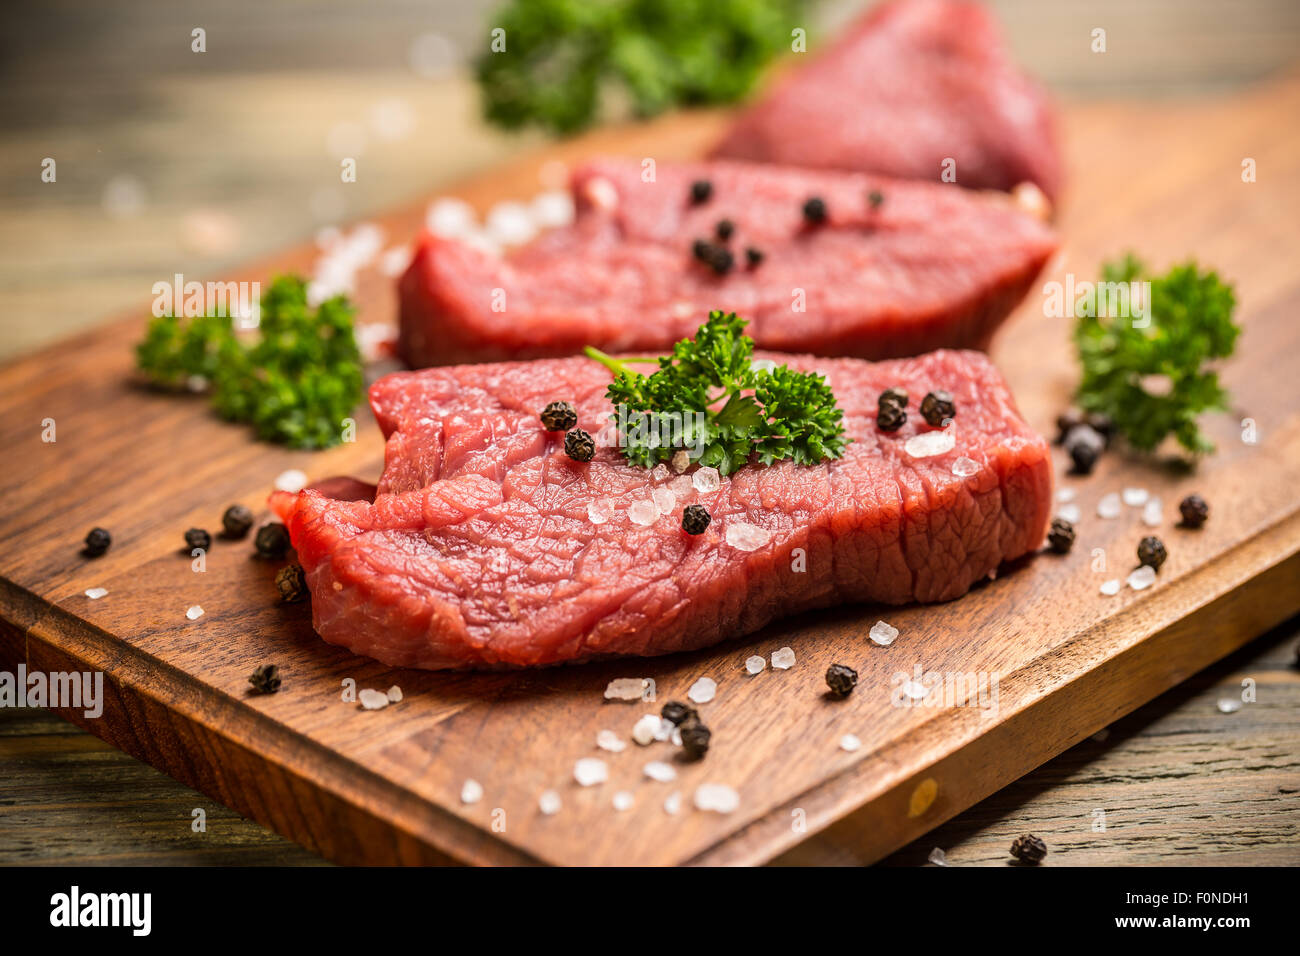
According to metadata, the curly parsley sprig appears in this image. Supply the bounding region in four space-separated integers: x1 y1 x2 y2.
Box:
584 310 847 475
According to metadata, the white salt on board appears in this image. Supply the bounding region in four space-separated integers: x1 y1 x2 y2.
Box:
84 587 108 600
461 779 484 805
1097 492 1122 519
538 790 562 815
869 621 899 646
687 677 717 704
604 678 647 701
632 714 661 746
745 655 766 675
1127 565 1157 591
596 730 627 753
771 646 796 669
840 734 861 753
358 689 389 710
694 783 740 814
644 761 677 782
573 757 608 786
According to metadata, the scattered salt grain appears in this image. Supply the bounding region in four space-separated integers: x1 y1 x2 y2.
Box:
359 688 389 710
632 713 661 746
538 790 562 815
1141 497 1163 527
612 790 635 811
951 456 980 477
604 677 647 701
839 734 861 753
652 718 673 742
485 200 538 247
671 450 691 473
1217 698 1242 714
426 197 476 238
771 646 796 670
745 655 766 675
1122 487 1149 507
379 245 411 277
725 522 771 552
692 466 721 493
587 499 615 525
1126 565 1157 591
84 587 108 600
1097 492 1122 519
1056 503 1081 524
186 605 205 621
386 685 403 703
650 463 670 483
902 680 929 700
531 190 575 229
687 677 717 703
670 726 682 747
596 729 627 753
664 791 682 815
694 783 740 814
644 761 677 782
628 499 659 527
573 757 608 787
652 487 676 515
460 779 483 805
1099 578 1122 596
904 429 956 458
1057 487 1077 503
869 620 899 646
928 847 951 867
274 469 308 493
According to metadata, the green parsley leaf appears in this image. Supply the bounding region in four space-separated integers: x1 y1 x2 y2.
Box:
1073 255 1240 457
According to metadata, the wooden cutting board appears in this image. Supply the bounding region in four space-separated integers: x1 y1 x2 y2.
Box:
2 74 1299 867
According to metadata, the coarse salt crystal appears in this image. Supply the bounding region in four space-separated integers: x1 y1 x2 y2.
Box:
670 726 682 747
426 197 476 238
692 467 721 493
650 463 670 482
652 487 676 515
902 680 929 700
904 429 956 458
1217 698 1242 714
1056 503 1082 523
1122 487 1149 507
460 779 483 805
644 761 677 782
186 605 205 621
530 190 574 229
693 783 740 814
744 655 765 675
632 713 661 746
84 587 108 600
359 688 389 710
573 757 608 786
664 791 682 815
378 245 411 277
386 685 403 703
538 790 561 815
1057 487 1077 503
628 500 659 526
1097 492 1122 519
587 499 615 525
869 620 899 646
596 729 627 753
687 677 717 704
1142 497 1163 527
1099 578 1122 596
840 734 861 752
604 678 647 701
671 450 691 473
1127 565 1157 590
771 646 796 669
612 790 634 811
725 522 770 552
653 718 673 742
274 469 308 493
485 200 537 246
928 847 951 867
951 456 980 477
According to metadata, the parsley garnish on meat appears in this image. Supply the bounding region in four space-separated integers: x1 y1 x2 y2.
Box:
584 310 847 475
1073 254 1240 456
135 276 363 449
476 0 809 135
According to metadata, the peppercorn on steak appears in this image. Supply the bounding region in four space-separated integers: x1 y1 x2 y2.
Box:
398 159 1057 367
269 349 1052 669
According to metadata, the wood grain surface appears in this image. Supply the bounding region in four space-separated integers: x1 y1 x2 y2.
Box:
1 74 1299 866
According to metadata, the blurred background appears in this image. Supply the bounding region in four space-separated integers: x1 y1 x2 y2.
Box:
2 0 1299 360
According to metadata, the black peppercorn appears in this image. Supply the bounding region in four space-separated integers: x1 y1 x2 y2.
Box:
715 219 734 241
802 196 827 223
564 428 595 462
661 700 698 725
184 528 211 551
868 189 884 210
248 663 282 695
254 522 291 559
1047 517 1076 554
681 503 711 535
679 718 711 760
707 246 734 275
83 527 112 557
825 663 858 698
1064 424 1105 475
1178 494 1209 529
692 238 713 262
539 400 578 432
275 563 308 603
920 390 956 427
879 386 909 409
690 179 713 204
1137 535 1167 571
1010 833 1048 864
221 503 254 539
877 401 907 432
745 247 764 268
1054 408 1085 445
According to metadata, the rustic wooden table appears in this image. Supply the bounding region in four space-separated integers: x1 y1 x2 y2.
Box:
1 0 1298 865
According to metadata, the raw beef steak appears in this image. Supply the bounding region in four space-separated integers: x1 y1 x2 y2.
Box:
398 159 1056 367
712 0 1063 201
270 348 1052 669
